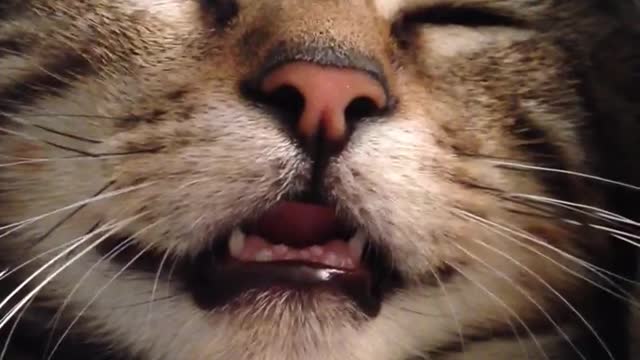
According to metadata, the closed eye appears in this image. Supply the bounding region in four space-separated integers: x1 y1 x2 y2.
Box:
400 5 524 28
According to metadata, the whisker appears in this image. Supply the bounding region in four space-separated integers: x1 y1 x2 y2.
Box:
147 246 172 334
0 221 115 315
426 261 467 355
451 242 586 360
457 209 640 291
173 312 212 360
447 261 549 360
0 181 155 238
509 193 639 228
110 295 183 310
488 160 640 191
0 152 158 168
0 125 163 158
0 235 86 282
0 215 143 331
43 218 162 357
4 113 124 121
42 238 134 355
0 125 94 157
456 151 543 163
30 182 113 247
0 296 35 360
46 235 165 360
449 180 594 228
44 242 131 354
458 211 640 307
2 113 102 143
590 224 640 242
611 234 640 249
460 214 614 360
389 305 443 318
165 256 180 298
29 123 102 144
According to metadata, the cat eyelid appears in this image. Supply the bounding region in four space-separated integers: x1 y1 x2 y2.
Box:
397 5 525 29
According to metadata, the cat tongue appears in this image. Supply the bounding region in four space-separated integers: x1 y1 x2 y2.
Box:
254 201 341 247
234 202 359 269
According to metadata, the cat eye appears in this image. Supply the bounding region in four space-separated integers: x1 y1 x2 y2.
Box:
398 5 523 28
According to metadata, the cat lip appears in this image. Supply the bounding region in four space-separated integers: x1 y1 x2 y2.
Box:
190 201 400 316
189 259 383 316
231 201 361 269
97 201 402 317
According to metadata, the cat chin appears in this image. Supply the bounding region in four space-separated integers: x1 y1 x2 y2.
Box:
70 281 568 360
61 286 421 360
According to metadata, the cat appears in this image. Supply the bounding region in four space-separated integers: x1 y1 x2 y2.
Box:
0 0 638 359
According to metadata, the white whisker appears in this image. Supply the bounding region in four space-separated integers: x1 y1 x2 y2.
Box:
43 218 165 356
43 238 136 355
452 242 587 360
46 235 165 360
0 297 35 360
590 224 640 241
612 234 640 248
0 215 144 330
509 194 640 227
458 237 613 360
457 209 640 290
456 210 640 307
447 261 548 360
426 261 467 357
165 256 180 298
0 236 87 282
488 160 640 191
0 154 138 168
0 182 154 240
0 222 115 315
147 246 172 334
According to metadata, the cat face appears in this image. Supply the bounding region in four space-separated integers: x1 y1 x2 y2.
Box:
0 1 634 359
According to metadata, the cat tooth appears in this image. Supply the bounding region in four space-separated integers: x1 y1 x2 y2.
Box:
339 259 352 269
273 244 289 255
256 249 273 262
228 228 246 258
310 246 323 257
348 230 366 259
325 253 339 267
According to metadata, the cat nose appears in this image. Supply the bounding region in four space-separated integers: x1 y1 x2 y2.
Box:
260 62 388 147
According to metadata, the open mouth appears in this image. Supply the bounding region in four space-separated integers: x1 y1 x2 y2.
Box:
100 201 400 317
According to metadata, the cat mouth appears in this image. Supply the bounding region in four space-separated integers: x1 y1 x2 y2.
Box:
99 201 400 317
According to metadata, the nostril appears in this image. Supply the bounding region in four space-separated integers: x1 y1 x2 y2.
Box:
345 96 383 124
263 85 305 127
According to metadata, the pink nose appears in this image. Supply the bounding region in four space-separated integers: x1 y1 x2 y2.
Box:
261 62 387 144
